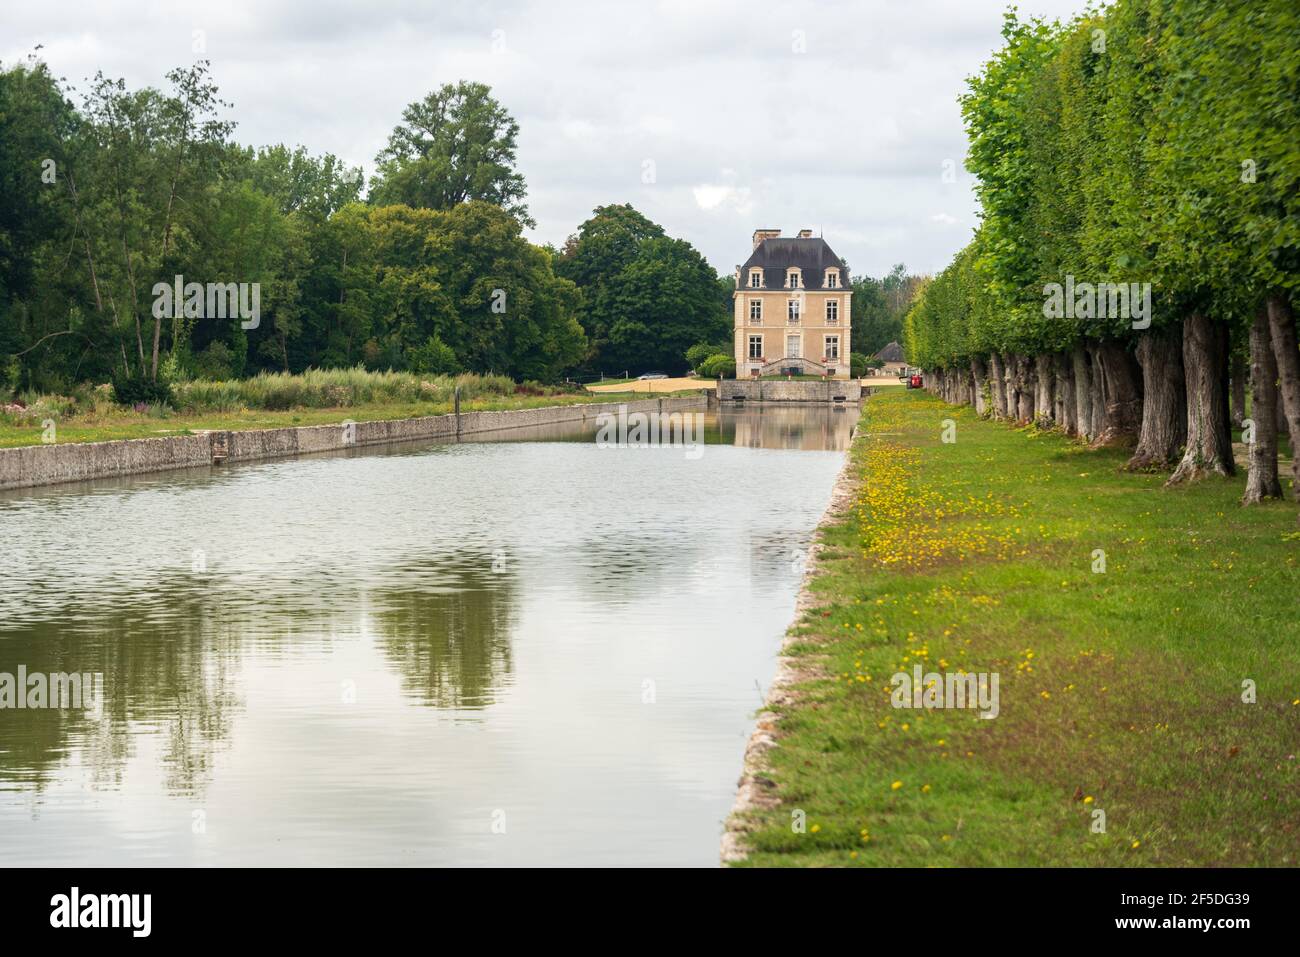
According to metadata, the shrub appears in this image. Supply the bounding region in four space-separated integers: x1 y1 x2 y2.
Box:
850 352 871 378
1 392 79 424
409 336 461 376
193 341 238 381
686 342 728 371
111 373 173 406
167 368 523 413
2 357 21 397
698 354 736 379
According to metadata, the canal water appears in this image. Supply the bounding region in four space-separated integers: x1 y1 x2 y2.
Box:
0 403 856 866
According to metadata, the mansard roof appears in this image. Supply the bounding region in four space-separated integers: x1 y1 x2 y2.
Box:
740 237 849 291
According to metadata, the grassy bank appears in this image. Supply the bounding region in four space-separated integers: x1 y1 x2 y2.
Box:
733 389 1299 866
0 369 662 448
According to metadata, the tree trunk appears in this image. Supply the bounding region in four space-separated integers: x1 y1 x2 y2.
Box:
1244 305 1283 504
64 172 104 313
1092 340 1142 447
1003 353 1016 418
1056 352 1077 436
1073 344 1093 441
988 353 1008 418
1267 294 1300 500
970 355 988 416
1034 354 1055 427
1230 352 1247 427
1168 313 1235 484
1013 356 1034 423
1127 325 1187 470
1022 356 1036 423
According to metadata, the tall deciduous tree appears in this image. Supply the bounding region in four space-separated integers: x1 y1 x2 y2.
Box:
369 81 532 227
557 204 727 374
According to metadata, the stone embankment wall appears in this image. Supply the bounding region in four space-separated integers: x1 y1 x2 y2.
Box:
718 379 863 403
0 394 707 492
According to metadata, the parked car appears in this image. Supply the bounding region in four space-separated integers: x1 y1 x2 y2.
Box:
637 372 668 380
907 373 923 389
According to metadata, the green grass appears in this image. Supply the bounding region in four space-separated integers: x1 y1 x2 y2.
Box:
0 389 650 449
733 389 1300 867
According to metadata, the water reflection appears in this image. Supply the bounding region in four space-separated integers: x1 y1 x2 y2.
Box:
371 554 516 709
0 403 857 865
720 403 857 451
0 600 243 799
532 403 858 452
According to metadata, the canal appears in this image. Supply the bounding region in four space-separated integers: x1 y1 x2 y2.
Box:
0 403 857 866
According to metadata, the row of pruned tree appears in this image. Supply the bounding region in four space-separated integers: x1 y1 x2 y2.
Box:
905 1 1300 504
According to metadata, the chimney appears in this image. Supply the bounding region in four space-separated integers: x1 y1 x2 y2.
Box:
752 228 781 250
797 228 813 238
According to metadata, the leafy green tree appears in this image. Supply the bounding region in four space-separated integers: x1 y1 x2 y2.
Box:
0 59 90 392
557 204 726 374
307 201 583 381
242 144 363 220
850 275 898 355
1 59 593 392
685 341 727 371
604 237 729 374
698 353 735 378
369 81 531 226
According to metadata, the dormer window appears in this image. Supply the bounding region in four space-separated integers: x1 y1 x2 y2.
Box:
785 268 802 289
825 268 840 289
748 268 764 288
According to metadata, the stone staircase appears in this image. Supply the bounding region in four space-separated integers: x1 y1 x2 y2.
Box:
754 356 832 377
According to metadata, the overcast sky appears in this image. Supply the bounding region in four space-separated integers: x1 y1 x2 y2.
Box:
3 0 1087 278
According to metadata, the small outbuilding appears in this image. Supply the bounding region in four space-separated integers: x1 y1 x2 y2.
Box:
873 341 908 376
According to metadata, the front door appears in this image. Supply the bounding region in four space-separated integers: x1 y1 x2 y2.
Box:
786 334 801 359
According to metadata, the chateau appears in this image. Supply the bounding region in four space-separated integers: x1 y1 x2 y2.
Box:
732 228 853 379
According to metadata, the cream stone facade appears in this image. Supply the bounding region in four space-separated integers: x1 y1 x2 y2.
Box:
732 228 852 379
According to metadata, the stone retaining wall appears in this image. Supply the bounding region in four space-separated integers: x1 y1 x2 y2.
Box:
718 379 863 403
0 394 707 492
